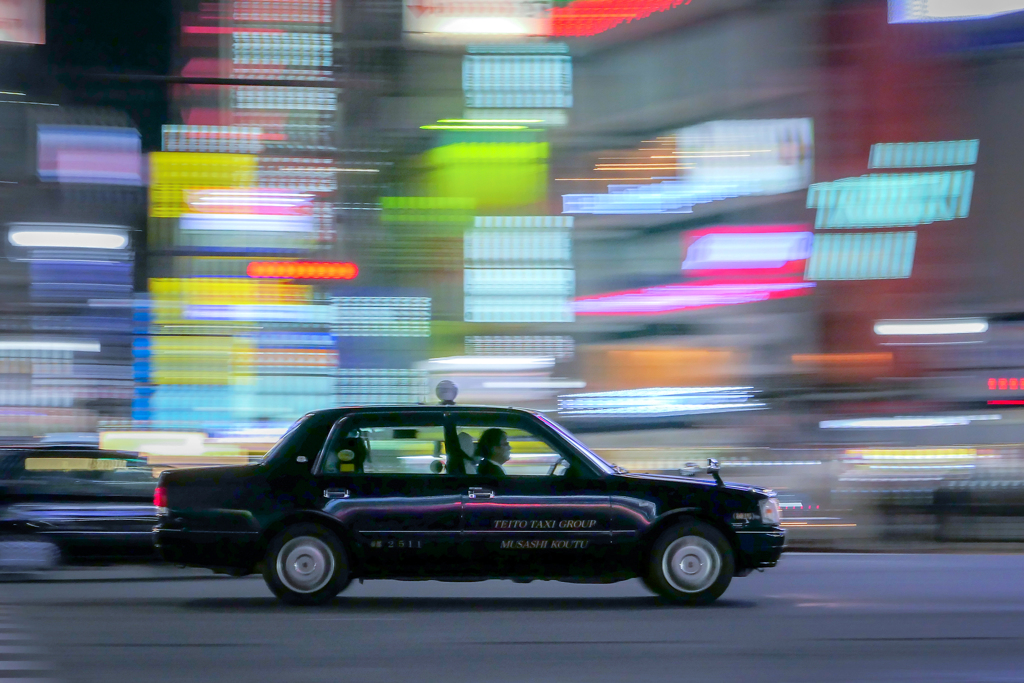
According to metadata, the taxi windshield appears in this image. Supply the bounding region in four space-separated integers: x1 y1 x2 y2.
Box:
535 415 617 475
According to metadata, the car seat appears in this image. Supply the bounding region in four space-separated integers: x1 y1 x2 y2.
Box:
458 432 481 474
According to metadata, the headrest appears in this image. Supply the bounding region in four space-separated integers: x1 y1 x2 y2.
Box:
457 432 475 458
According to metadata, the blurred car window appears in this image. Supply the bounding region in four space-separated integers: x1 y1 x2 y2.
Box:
9 450 157 485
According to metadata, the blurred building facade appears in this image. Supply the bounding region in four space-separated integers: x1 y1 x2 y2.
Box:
9 0 1024 450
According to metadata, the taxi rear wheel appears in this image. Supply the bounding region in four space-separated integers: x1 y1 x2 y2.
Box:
645 520 733 605
263 523 350 606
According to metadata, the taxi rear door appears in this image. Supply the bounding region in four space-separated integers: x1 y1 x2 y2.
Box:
312 411 468 576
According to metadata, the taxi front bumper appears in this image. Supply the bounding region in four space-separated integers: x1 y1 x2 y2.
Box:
736 528 785 569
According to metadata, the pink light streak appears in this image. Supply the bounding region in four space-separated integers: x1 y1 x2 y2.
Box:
183 26 286 34
573 280 815 316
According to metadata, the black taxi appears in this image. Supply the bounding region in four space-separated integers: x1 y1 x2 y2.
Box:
154 399 784 605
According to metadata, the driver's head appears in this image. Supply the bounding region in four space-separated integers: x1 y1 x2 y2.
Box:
476 428 510 465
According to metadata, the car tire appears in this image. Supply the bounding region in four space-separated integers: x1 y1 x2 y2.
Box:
644 519 734 605
263 523 350 606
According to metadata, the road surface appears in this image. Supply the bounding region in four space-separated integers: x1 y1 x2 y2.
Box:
1 554 1023 683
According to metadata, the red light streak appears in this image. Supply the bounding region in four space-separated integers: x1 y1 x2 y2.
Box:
989 401 1024 405
550 0 692 37
988 377 1024 392
247 262 358 280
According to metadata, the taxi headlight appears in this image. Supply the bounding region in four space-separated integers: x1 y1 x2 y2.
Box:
759 498 782 526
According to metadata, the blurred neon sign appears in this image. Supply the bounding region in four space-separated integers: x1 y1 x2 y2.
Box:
564 118 814 215
404 0 552 39
869 140 979 169
179 214 314 233
185 189 313 215
247 261 358 280
573 280 814 316
989 377 1024 391
37 126 142 186
889 1 1024 22
8 224 129 250
804 232 917 281
806 171 974 229
681 225 812 276
551 0 692 36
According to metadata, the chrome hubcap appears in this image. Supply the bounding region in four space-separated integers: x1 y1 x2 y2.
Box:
277 536 334 594
662 535 720 593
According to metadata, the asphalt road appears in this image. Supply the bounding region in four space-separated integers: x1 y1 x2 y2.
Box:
2 554 1024 683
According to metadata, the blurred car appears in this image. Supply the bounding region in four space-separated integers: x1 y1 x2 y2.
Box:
155 403 785 605
0 445 158 570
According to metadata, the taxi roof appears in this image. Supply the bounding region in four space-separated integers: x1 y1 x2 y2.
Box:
305 404 545 421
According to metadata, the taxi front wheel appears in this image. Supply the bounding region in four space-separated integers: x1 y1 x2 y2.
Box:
263 523 351 606
644 520 734 605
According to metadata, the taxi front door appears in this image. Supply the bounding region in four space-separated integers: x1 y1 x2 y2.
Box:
461 474 611 578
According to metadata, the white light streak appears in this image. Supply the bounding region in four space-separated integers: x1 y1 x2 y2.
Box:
9 229 128 250
425 356 556 371
558 387 765 417
682 231 813 271
179 214 314 233
434 17 538 34
0 340 100 352
873 318 988 336
821 414 1001 429
185 189 313 211
482 380 587 390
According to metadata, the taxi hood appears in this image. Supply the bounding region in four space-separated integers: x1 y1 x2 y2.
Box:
615 472 770 497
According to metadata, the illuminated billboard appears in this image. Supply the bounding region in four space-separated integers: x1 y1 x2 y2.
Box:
0 0 44 44
681 225 813 277
806 171 974 229
804 232 917 281
889 0 1024 22
37 126 142 186
403 0 552 41
679 118 814 196
563 118 814 215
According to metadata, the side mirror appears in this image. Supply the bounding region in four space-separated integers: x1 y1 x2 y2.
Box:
707 458 724 486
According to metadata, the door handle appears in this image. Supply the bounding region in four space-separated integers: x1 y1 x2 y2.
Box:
324 488 350 499
467 487 494 499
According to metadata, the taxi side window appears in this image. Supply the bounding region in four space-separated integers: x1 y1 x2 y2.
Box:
320 425 448 475
453 424 567 477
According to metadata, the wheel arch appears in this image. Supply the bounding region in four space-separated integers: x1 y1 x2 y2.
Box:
640 508 740 562
259 511 360 572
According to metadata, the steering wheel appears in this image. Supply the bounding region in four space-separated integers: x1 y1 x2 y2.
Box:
547 457 569 476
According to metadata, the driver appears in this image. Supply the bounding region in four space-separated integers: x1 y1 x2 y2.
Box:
474 428 510 477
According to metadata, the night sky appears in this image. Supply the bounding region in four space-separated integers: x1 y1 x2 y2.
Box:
43 0 175 149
